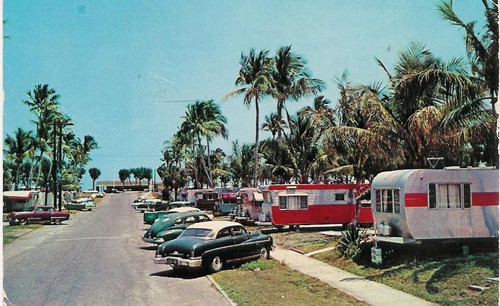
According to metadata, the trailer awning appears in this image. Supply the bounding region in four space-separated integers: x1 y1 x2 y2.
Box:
3 191 33 200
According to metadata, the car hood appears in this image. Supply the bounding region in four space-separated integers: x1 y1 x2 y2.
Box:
157 237 207 256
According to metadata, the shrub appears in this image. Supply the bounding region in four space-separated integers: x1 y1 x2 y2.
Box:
338 223 367 262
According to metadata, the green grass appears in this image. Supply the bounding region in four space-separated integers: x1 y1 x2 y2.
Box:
272 231 337 254
3 224 43 244
314 242 498 306
212 259 367 306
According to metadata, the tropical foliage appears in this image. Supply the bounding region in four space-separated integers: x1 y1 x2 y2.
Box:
4 84 98 192
159 2 497 189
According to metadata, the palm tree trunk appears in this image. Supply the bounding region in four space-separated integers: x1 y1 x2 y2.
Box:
206 138 214 187
253 96 260 187
197 133 212 187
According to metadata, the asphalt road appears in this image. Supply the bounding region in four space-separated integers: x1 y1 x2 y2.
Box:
4 192 232 306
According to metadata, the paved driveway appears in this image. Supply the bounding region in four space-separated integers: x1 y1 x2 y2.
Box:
4 192 232 306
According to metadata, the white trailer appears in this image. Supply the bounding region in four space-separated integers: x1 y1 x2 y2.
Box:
371 168 499 243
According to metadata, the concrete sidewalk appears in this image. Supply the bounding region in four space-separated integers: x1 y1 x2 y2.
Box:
272 246 437 306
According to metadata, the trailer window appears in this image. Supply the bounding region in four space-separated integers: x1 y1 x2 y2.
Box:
334 193 345 202
375 190 381 212
428 183 471 209
278 195 308 210
375 188 400 214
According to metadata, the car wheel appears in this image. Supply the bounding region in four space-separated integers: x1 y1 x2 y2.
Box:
259 247 270 260
19 219 28 225
207 256 224 273
54 219 62 225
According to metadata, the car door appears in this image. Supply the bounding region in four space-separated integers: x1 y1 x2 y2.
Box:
230 226 255 259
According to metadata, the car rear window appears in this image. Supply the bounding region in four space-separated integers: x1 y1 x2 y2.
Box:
180 228 214 239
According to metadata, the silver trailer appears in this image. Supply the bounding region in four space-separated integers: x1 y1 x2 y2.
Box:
371 168 499 243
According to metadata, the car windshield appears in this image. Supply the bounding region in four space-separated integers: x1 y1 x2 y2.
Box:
179 228 214 239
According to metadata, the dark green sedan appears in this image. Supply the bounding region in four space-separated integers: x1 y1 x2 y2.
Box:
142 211 212 244
154 221 274 273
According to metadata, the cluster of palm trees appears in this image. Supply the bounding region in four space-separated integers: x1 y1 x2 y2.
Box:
158 1 497 191
3 84 99 192
118 167 153 189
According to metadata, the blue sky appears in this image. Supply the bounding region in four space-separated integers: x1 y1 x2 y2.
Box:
3 0 485 189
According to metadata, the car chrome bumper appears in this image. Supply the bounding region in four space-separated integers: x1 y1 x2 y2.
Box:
142 236 163 244
153 255 202 267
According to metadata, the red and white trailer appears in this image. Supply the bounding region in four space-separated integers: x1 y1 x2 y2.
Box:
371 168 499 243
269 184 373 227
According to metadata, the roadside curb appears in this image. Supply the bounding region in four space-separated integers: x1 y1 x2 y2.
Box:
207 275 237 306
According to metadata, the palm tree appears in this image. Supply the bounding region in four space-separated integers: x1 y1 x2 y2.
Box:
271 45 325 138
88 167 101 190
437 0 498 110
228 140 255 187
225 49 273 187
180 100 227 188
4 128 34 190
23 84 62 188
261 112 285 140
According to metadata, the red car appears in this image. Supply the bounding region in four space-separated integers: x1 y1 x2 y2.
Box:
7 206 70 225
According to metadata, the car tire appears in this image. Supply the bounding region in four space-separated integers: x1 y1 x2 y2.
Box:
207 256 224 273
53 219 62 225
19 219 28 225
259 247 270 260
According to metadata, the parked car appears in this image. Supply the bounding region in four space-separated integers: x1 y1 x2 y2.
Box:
134 199 162 212
143 206 201 225
154 221 274 273
64 198 96 211
7 206 70 225
142 211 212 244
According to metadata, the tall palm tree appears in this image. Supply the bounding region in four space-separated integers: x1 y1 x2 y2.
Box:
180 100 227 188
4 128 34 190
23 84 62 188
279 111 327 183
271 45 325 138
437 0 498 110
226 49 273 187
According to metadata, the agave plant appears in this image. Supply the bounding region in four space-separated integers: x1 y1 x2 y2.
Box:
338 224 367 261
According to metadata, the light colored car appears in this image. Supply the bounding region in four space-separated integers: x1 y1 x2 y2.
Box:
65 198 96 211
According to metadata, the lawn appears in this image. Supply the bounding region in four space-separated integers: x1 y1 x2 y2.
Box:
211 259 367 306
313 240 499 306
3 224 43 244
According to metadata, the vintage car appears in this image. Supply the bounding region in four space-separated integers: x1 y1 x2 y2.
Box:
154 221 274 273
134 198 162 212
64 197 96 211
143 206 201 225
142 211 212 244
7 206 70 225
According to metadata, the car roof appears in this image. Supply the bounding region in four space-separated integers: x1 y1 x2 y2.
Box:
168 207 199 213
169 201 191 204
187 220 243 232
167 211 208 218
